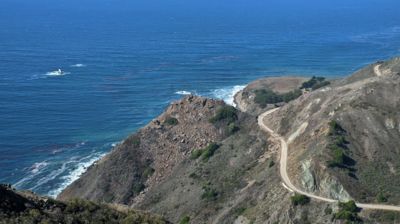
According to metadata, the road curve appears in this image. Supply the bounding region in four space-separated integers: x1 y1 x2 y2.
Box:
258 108 400 211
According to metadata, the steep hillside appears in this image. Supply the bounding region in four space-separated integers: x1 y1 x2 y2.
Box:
59 96 230 204
57 57 400 223
0 184 169 224
262 57 400 205
59 95 336 223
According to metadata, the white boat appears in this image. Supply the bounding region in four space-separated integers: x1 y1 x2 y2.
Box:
47 68 65 76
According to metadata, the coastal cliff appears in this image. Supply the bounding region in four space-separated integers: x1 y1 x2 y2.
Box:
6 58 400 223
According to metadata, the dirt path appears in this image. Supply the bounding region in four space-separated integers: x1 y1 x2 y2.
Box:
258 108 400 211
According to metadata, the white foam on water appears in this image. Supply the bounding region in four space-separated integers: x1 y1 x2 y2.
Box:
70 64 86 67
211 85 245 107
175 90 192 95
47 152 106 198
30 162 49 174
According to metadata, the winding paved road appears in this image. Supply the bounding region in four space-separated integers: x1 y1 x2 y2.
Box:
258 108 400 211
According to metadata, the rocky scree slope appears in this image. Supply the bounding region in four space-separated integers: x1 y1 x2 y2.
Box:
58 95 336 223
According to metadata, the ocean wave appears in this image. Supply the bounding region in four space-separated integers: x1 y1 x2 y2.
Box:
47 152 106 198
211 85 245 107
70 64 86 68
175 90 192 95
30 162 49 174
13 141 106 198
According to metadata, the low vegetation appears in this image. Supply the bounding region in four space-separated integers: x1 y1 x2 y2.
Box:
301 76 330 90
190 143 220 162
126 135 141 148
333 200 361 222
226 122 240 135
326 121 355 171
201 186 219 201
376 192 388 203
254 89 302 108
268 160 275 168
132 182 146 194
143 166 155 178
179 215 190 224
0 185 169 224
209 105 241 136
164 117 179 126
370 210 400 223
290 193 310 206
209 105 238 124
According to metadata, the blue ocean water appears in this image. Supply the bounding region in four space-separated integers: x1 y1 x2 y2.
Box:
1 0 400 197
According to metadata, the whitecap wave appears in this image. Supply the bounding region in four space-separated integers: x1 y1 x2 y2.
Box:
13 141 106 198
175 90 192 95
70 64 86 68
211 85 246 107
30 162 48 174
47 152 106 198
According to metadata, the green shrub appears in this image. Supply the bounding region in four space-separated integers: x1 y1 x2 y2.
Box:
201 143 220 161
324 206 333 215
281 89 302 103
190 149 204 160
377 192 388 203
254 89 302 108
164 117 178 126
179 216 190 224
312 80 330 90
226 122 240 135
209 105 238 123
328 120 346 135
201 187 219 201
339 200 358 213
133 182 145 194
234 207 246 217
326 120 354 169
269 160 275 167
189 172 199 179
143 167 155 178
301 76 328 90
327 148 346 168
190 143 220 161
254 89 282 107
290 193 310 206
334 200 360 222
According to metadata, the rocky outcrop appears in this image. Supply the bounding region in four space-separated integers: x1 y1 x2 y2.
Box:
58 96 231 204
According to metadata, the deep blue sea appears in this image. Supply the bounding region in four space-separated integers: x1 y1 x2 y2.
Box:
1 0 400 197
